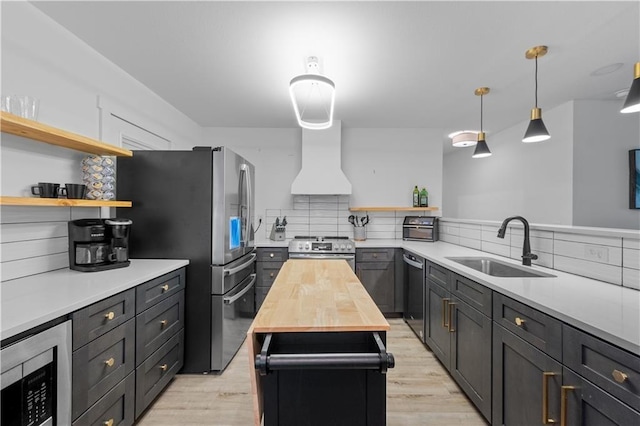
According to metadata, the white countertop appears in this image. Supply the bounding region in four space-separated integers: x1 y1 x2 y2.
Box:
257 239 640 354
1 259 189 340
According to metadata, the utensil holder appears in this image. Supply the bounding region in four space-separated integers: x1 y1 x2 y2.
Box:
354 226 366 241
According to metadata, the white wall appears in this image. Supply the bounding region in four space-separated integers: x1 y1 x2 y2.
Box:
443 102 575 225
573 100 640 229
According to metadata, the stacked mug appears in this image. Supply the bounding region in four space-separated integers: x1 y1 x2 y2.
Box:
82 156 116 200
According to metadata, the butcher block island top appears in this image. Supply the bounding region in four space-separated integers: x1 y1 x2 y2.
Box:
248 259 391 425
250 259 390 333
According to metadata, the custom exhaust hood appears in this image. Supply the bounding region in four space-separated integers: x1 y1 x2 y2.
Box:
291 120 352 195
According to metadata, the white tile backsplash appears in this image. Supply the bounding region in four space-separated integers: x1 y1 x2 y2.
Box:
623 247 640 270
554 255 622 285
554 240 622 266
622 268 640 290
554 232 622 247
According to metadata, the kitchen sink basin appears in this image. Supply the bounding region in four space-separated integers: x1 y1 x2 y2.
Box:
445 257 556 278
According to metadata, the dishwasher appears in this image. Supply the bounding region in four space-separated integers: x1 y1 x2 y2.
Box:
403 251 425 341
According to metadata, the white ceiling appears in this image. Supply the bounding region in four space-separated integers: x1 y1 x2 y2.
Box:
32 1 639 143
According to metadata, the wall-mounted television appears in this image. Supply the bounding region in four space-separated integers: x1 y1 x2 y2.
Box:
630 149 640 209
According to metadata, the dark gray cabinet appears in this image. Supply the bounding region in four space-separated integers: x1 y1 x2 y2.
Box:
255 247 288 312
355 248 395 313
71 267 186 425
424 264 492 421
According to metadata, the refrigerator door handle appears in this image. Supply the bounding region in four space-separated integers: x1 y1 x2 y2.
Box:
239 163 251 246
224 273 257 305
224 253 257 276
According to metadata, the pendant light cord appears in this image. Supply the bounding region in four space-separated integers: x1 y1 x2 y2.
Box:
534 55 539 108
480 94 484 132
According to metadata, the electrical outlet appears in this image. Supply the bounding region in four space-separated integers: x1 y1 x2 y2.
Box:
584 245 609 262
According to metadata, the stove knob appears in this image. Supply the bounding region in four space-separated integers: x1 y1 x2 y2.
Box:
340 244 346 250
305 243 310 250
347 244 353 250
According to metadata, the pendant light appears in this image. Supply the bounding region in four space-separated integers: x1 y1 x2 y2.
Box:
523 45 551 143
473 87 492 158
289 56 335 130
621 62 640 113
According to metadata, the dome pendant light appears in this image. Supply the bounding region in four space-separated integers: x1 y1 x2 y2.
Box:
289 56 335 130
621 62 640 113
472 87 492 158
523 45 551 143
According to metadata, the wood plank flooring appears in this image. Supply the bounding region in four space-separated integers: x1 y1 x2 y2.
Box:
137 319 487 425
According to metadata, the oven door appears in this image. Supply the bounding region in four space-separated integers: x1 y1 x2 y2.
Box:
288 253 356 271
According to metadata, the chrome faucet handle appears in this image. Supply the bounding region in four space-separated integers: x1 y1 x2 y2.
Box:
523 253 538 260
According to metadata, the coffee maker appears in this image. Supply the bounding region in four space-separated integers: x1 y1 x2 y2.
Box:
68 218 132 272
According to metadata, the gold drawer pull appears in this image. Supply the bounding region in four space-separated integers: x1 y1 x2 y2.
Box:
269 253 274 258
560 385 576 426
542 371 558 424
160 363 168 371
373 253 378 258
269 272 274 278
160 320 168 328
441 298 451 328
515 317 526 326
104 311 115 320
612 369 628 383
104 419 114 426
105 358 115 367
161 284 169 292
448 302 456 332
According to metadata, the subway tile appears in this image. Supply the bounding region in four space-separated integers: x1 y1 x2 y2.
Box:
279 215 309 225
622 247 640 270
481 228 510 246
309 209 338 218
1 253 68 282
554 232 622 248
622 268 640 290
623 238 640 250
440 224 460 236
554 240 622 266
509 248 553 268
366 223 396 233
280 209 308 218
459 226 481 240
441 234 460 245
310 224 340 233
1 237 68 262
366 230 396 240
0 206 70 223
310 217 339 226
293 200 310 211
481 241 511 257
511 235 554 254
1 222 67 243
266 209 282 216
71 208 100 220
367 217 396 225
510 228 554 240
309 195 340 203
292 195 310 204
554 255 622 285
308 202 338 211
459 236 482 250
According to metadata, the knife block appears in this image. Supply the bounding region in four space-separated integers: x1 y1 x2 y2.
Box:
269 223 286 241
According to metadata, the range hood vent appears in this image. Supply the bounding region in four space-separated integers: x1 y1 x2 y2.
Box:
291 120 352 195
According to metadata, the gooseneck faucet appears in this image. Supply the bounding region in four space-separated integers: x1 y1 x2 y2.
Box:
497 216 538 266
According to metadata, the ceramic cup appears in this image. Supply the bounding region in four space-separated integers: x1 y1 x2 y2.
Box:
61 183 87 199
31 182 61 198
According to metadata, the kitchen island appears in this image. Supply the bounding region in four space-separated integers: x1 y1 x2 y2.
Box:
247 259 392 426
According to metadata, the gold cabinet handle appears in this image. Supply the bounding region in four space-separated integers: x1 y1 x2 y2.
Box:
542 372 558 424
160 363 168 371
448 302 456 332
103 419 114 426
269 253 274 258
105 357 115 367
441 298 451 328
161 284 169 292
560 385 576 426
373 253 378 258
515 317 526 326
104 311 115 320
269 272 274 278
612 369 628 383
160 320 168 328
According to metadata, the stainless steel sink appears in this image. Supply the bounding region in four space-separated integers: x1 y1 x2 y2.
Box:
445 257 556 278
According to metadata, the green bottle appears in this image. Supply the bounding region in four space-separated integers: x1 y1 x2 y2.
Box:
413 186 419 207
420 188 428 207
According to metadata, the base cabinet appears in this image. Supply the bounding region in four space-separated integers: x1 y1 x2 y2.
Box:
356 248 395 314
255 248 288 312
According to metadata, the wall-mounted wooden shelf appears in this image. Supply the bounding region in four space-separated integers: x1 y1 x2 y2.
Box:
1 112 133 157
0 196 132 208
349 206 439 212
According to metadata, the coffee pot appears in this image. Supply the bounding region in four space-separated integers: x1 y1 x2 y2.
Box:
68 218 133 272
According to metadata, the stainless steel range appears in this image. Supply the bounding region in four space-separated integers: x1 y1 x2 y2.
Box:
288 236 356 270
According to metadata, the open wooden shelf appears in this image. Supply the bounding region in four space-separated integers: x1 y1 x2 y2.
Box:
349 206 439 212
0 196 132 208
1 112 133 157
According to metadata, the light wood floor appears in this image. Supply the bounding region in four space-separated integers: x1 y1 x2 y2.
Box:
137 319 487 425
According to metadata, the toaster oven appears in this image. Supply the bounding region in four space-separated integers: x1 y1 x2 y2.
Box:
402 216 439 242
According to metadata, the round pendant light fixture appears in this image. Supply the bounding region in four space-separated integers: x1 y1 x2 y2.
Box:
621 62 640 114
289 56 335 130
523 45 551 143
472 87 492 159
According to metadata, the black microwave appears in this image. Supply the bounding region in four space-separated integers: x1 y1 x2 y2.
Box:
402 216 439 242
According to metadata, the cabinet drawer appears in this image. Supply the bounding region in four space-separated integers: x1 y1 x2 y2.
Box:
72 319 135 420
135 329 184 419
256 261 285 287
72 289 135 350
426 260 450 289
255 286 271 312
451 273 492 317
563 367 640 425
493 293 562 361
257 248 288 262
356 248 394 262
136 268 185 313
136 291 184 365
72 372 135 426
563 325 640 411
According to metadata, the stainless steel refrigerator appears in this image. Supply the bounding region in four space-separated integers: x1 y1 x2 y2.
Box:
117 146 256 372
